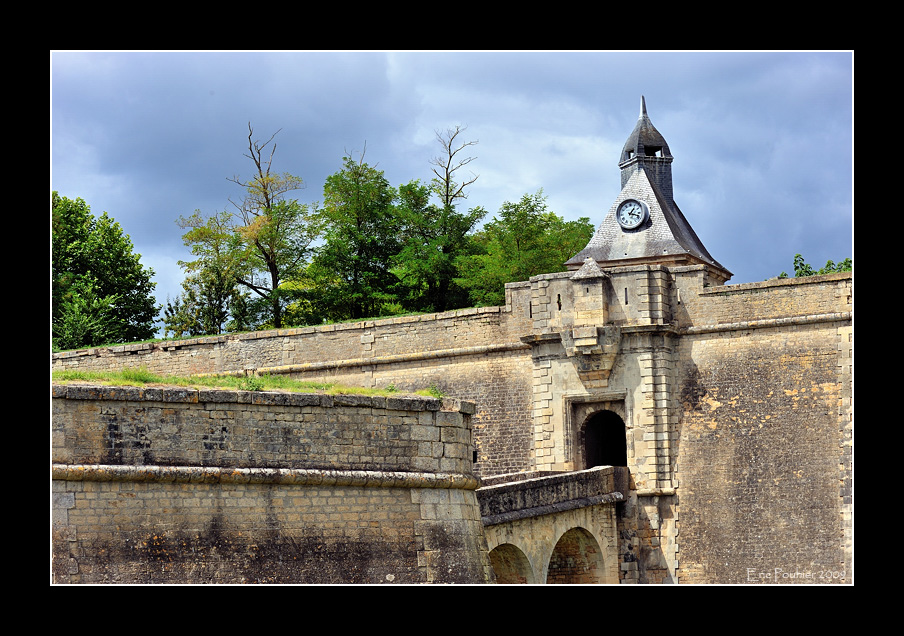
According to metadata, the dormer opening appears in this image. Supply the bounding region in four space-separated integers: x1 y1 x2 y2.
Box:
645 146 662 157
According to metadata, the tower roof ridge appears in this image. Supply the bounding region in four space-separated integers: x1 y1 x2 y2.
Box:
621 96 671 164
565 97 732 284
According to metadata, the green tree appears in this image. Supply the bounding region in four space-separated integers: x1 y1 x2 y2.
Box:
162 272 233 339
161 289 202 340
455 191 593 306
307 151 404 321
52 192 158 349
52 278 120 350
228 126 323 328
778 254 852 278
392 126 486 313
178 125 322 330
168 209 243 337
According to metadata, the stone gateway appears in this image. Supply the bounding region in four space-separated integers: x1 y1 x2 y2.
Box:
52 98 852 584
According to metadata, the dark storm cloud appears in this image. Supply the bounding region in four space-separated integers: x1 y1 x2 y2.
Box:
51 51 852 317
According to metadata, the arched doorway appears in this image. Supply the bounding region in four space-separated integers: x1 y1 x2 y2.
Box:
583 410 627 469
546 527 604 584
489 543 534 584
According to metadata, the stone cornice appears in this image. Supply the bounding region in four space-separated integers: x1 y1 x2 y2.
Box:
681 312 851 336
51 463 480 490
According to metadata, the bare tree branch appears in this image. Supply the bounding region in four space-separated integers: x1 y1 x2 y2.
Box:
430 125 479 208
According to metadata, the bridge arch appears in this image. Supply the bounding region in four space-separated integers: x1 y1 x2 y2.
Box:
488 542 535 584
482 503 619 584
546 526 605 584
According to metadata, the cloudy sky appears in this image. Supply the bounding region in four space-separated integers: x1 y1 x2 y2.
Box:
51 51 853 326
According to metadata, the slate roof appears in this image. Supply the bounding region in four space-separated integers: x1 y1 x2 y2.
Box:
620 96 671 162
565 98 731 280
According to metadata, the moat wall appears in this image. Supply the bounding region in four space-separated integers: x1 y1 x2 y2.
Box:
52 300 538 478
52 269 853 583
674 303 852 583
52 385 492 584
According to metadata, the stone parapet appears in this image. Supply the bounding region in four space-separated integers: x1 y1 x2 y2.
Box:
52 384 473 475
52 384 490 584
477 466 623 525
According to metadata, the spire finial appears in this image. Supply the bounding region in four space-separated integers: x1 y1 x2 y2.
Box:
640 95 647 118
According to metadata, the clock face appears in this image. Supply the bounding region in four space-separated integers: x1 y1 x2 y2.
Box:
616 199 648 230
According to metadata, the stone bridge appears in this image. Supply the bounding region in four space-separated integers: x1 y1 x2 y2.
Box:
477 467 628 584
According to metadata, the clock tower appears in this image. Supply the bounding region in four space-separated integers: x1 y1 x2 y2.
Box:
566 97 731 285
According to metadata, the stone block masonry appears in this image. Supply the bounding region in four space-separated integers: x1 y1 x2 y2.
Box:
674 315 851 583
52 385 493 584
51 269 853 584
51 306 536 479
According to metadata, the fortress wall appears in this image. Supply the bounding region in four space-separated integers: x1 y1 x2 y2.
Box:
670 271 852 583
52 296 538 480
673 270 852 330
51 304 532 378
280 348 535 479
674 317 852 584
51 385 492 584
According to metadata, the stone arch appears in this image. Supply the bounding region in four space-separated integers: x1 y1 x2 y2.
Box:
566 396 629 472
582 409 627 469
546 527 605 584
488 542 535 584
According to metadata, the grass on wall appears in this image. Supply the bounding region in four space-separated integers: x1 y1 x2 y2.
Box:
52 367 437 398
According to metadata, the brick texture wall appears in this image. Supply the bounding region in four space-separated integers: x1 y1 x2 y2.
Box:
672 273 852 583
51 385 492 584
51 269 853 584
52 306 536 479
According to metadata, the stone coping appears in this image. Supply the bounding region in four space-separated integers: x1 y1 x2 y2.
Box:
52 306 507 360
51 463 480 490
681 311 851 335
476 466 623 526
51 383 476 414
698 270 851 296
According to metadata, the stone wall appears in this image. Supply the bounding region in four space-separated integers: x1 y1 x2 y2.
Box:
52 300 535 479
51 269 853 584
51 305 532 379
51 384 492 584
479 468 622 584
674 318 851 583
671 270 852 583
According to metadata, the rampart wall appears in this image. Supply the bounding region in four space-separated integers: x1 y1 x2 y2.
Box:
51 270 853 583
52 299 537 478
672 275 853 583
51 385 492 584
50 304 532 379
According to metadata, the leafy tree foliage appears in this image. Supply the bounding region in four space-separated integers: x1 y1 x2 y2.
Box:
392 127 486 313
306 152 404 321
392 181 486 312
227 127 323 328
53 278 120 351
52 192 158 350
161 270 246 339
455 191 594 306
166 124 597 332
164 210 243 337
778 253 852 278
176 125 322 330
